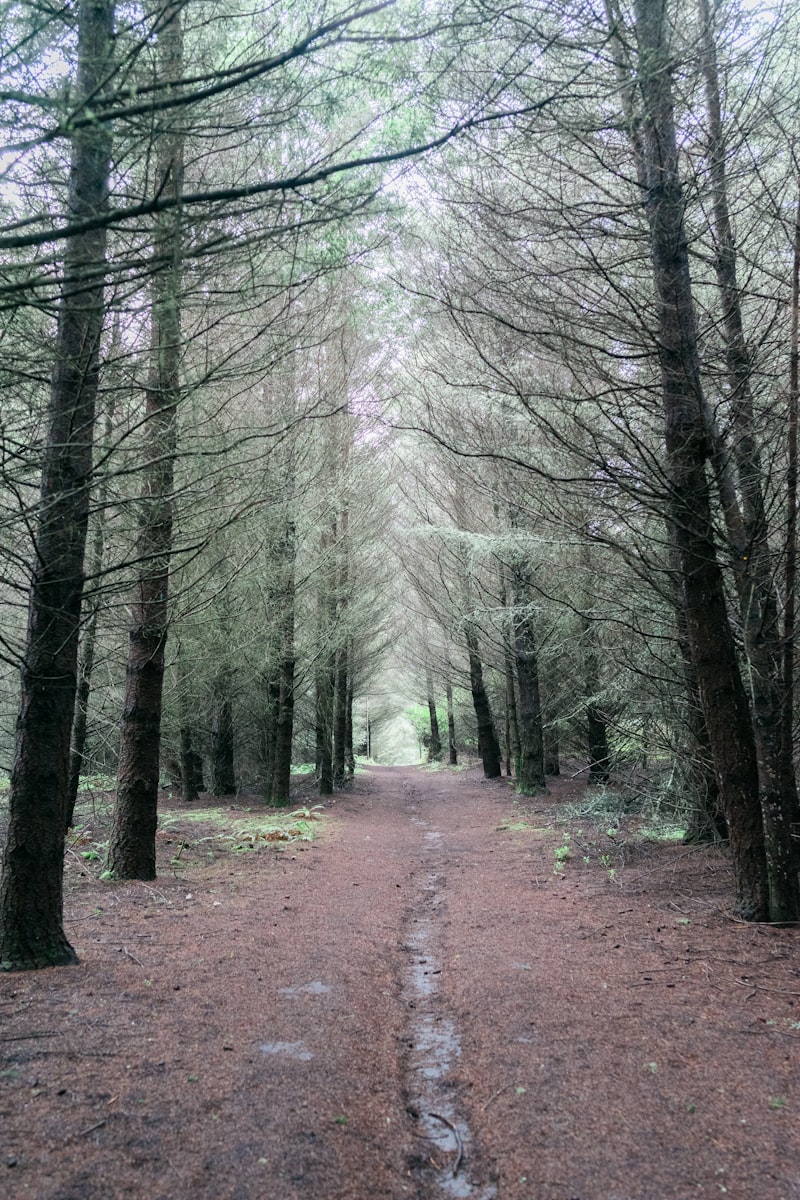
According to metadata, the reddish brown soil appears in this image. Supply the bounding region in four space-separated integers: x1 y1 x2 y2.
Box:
1 765 800 1199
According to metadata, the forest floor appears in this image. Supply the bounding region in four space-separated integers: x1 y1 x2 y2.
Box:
1 764 800 1200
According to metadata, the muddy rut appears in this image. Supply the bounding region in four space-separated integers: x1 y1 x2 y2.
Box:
2 764 799 1199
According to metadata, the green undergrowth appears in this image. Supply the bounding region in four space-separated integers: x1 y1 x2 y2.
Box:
420 761 468 773
159 805 323 854
496 780 689 883
561 783 687 841
64 803 325 884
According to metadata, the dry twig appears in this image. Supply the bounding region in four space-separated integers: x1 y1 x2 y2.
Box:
428 1112 463 1177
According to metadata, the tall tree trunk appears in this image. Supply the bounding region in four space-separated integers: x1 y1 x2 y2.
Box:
176 646 203 803
425 666 443 761
211 674 236 795
499 568 520 778
316 666 334 795
108 0 183 880
784 189 800 769
66 384 115 829
695 0 800 913
669 542 725 843
333 645 348 786
446 678 458 765
261 676 280 802
543 726 560 777
464 626 502 778
512 563 545 794
316 516 336 796
580 609 610 785
0 0 114 970
272 526 296 806
345 650 355 777
179 723 203 803
634 0 769 920
66 598 100 831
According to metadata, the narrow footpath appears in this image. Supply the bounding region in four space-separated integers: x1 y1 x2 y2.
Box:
1 765 799 1199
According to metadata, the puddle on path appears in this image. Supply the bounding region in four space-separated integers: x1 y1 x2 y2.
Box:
278 980 332 996
258 1040 313 1061
403 834 497 1200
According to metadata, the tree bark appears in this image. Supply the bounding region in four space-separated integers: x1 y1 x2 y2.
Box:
261 675 280 802
345 652 355 777
66 386 115 829
543 728 560 777
0 0 114 970
316 665 334 795
108 0 183 880
500 569 520 778
784 188 800 772
272 530 296 805
464 626 502 778
211 675 236 795
580 609 610 785
425 666 443 761
669 542 725 843
333 645 348 786
179 724 203 803
446 678 458 765
512 564 545 794
634 0 769 919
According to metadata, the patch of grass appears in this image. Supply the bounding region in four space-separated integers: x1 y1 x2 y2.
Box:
635 821 686 842
496 819 550 834
159 804 323 853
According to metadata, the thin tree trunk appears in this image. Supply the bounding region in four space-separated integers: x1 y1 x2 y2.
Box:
66 385 115 829
66 601 100 830
108 0 183 880
211 675 236 795
464 626 502 778
0 0 114 970
345 650 355 777
316 666 334 795
543 726 560 777
499 568 520 778
179 723 203 803
512 564 546 794
272 527 296 806
580 609 610 785
446 678 458 765
176 646 203 803
634 0 769 920
784 188 800 769
316 513 337 796
333 645 348 786
261 676 280 802
425 666 443 761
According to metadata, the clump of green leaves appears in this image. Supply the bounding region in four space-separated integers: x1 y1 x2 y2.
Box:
554 837 572 870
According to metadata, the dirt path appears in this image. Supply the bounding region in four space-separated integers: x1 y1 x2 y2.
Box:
1 765 800 1199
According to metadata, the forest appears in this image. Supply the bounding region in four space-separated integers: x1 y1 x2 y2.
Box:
0 0 799 973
